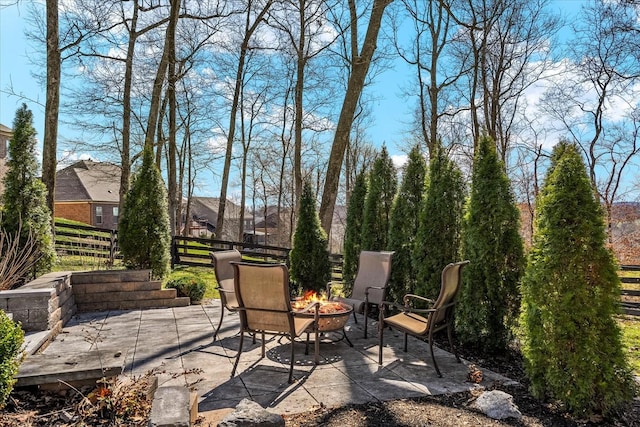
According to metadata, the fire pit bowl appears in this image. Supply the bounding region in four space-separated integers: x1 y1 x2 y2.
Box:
292 300 353 332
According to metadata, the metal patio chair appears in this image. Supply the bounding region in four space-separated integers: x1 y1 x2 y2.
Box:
231 261 319 383
328 251 394 338
378 260 469 377
210 250 242 342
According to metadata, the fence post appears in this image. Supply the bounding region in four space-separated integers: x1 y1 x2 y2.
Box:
109 230 117 267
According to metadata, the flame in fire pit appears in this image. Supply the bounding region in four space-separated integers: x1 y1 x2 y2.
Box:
292 291 350 314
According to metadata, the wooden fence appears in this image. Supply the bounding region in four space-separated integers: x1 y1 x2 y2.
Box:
170 236 344 280
54 219 118 265
53 222 635 313
621 265 640 316
52 222 343 279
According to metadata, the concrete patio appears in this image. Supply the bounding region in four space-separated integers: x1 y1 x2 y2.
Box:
19 301 518 424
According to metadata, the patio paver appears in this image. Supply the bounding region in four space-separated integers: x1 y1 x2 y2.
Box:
19 300 519 425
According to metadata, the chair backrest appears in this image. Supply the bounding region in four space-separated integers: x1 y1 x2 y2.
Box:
351 251 395 304
232 262 293 334
429 260 470 326
210 250 242 309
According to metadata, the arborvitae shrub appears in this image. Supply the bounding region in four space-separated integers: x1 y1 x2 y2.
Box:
1 103 55 277
520 141 635 417
118 147 171 279
414 144 465 300
0 310 24 409
289 180 330 295
387 145 427 302
457 135 524 353
342 172 368 293
361 146 397 251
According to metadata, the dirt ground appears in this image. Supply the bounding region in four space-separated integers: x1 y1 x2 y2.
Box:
2 342 639 426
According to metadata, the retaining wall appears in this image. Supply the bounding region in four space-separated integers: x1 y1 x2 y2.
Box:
0 272 75 333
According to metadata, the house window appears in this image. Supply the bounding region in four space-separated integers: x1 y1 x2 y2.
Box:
96 206 103 224
113 207 119 225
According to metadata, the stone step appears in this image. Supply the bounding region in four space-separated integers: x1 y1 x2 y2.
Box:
16 349 126 388
74 289 178 304
71 269 151 285
72 280 163 294
76 297 191 312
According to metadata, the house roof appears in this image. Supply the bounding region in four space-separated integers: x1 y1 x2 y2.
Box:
0 124 12 135
55 160 121 203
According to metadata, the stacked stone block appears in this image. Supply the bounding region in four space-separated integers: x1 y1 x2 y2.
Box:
0 272 75 333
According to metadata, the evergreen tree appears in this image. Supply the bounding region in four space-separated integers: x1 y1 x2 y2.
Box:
118 147 171 279
289 179 330 294
457 135 524 353
387 145 427 302
1 104 55 277
414 144 465 300
342 171 367 292
361 146 397 251
520 141 635 417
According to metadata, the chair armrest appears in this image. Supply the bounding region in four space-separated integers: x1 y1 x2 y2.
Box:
294 301 320 314
292 302 320 328
402 294 435 306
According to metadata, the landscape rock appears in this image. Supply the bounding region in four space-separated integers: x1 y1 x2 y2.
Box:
217 398 285 427
471 390 522 420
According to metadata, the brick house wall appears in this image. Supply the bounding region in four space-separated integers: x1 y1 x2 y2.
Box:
55 202 92 224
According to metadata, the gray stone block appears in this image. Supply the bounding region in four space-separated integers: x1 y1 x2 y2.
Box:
25 321 48 332
48 307 62 329
29 308 50 325
9 309 29 326
48 294 60 312
149 386 191 427
58 287 73 306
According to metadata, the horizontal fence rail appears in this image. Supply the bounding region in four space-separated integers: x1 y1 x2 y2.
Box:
620 265 640 316
171 235 344 281
53 222 634 312
54 220 119 265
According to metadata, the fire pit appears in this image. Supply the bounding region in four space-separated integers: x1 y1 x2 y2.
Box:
291 291 353 346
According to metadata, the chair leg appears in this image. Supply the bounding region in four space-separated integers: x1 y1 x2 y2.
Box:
213 305 225 342
403 333 408 352
305 332 310 355
378 321 384 365
231 331 244 378
363 303 368 338
314 328 319 365
261 332 266 358
428 329 442 377
288 336 295 383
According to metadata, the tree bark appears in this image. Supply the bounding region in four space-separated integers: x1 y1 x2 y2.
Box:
216 0 273 239
144 0 181 152
119 0 139 209
42 0 60 221
319 0 394 234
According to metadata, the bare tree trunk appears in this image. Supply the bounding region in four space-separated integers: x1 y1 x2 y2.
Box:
144 0 180 152
167 27 178 236
293 0 306 214
216 0 273 239
319 0 394 234
119 1 139 210
43 0 60 221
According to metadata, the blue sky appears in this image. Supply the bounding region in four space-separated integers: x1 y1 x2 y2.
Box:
1 0 605 198
1 3 412 167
